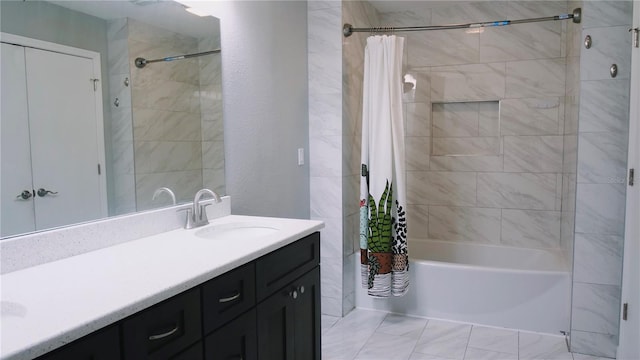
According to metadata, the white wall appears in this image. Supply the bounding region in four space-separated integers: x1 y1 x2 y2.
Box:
217 1 310 218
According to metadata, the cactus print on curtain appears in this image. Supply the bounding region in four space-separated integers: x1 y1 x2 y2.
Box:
359 35 408 297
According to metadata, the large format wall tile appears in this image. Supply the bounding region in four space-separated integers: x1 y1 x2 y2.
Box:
577 132 628 184
428 206 501 243
134 141 202 173
407 30 479 67
500 98 562 135
573 233 623 286
503 136 563 173
571 282 621 335
407 204 429 239
579 79 630 133
505 58 566 98
570 331 618 358
480 22 562 62
582 0 632 28
478 101 500 136
407 171 477 206
406 137 430 171
477 173 557 210
580 26 632 81
310 92 342 136
575 183 626 235
432 137 501 156
431 63 506 102
406 102 431 136
310 176 342 218
430 155 503 172
501 209 561 248
310 136 342 177
308 6 341 54
431 2 506 25
432 102 480 137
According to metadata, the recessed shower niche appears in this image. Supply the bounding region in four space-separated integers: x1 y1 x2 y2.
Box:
431 101 501 157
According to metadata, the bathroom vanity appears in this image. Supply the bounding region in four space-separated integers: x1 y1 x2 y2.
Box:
0 215 323 360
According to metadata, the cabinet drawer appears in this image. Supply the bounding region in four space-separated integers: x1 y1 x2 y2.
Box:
204 308 257 360
122 288 201 360
37 325 120 360
256 232 319 301
170 342 203 360
202 262 256 334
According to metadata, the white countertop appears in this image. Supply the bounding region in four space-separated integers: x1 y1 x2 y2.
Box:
0 215 324 360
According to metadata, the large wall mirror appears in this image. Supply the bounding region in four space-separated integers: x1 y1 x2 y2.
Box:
0 0 224 239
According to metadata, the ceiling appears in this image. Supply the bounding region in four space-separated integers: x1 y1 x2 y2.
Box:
46 0 218 38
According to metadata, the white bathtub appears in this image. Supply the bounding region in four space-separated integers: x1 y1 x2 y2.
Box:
354 239 572 334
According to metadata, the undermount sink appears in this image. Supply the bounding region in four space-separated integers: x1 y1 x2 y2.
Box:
194 222 279 240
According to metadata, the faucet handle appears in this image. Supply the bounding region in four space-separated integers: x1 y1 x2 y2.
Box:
198 203 213 222
177 207 196 229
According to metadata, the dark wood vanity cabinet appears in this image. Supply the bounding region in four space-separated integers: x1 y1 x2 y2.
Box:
256 232 321 360
35 232 320 360
122 288 202 360
256 269 321 360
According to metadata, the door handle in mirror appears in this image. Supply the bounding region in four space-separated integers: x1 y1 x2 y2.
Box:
37 188 58 197
16 190 33 200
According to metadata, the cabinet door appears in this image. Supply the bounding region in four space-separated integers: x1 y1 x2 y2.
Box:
256 286 295 360
37 325 120 360
24 47 106 230
204 308 257 360
256 267 321 360
293 268 321 360
0 42 36 237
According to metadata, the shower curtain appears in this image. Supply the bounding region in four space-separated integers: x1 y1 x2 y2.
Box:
359 35 408 297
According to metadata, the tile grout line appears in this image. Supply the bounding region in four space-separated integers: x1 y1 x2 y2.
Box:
517 330 520 360
462 324 474 360
408 318 430 359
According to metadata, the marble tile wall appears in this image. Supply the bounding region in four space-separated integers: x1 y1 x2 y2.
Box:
106 19 136 216
570 1 632 357
309 0 344 317
343 0 380 316
128 19 204 211
380 1 572 252
309 0 379 317
198 34 225 196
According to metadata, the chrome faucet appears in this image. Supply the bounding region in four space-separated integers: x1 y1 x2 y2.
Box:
183 189 221 229
152 187 176 205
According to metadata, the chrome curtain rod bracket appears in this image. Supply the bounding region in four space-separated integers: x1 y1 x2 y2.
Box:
343 7 581 38
135 49 221 69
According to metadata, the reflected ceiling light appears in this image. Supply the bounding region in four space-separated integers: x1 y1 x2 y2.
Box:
173 0 221 18
184 6 209 17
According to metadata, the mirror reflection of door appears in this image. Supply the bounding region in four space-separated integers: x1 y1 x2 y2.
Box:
0 38 107 237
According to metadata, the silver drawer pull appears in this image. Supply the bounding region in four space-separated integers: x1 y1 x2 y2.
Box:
219 292 241 303
148 326 179 341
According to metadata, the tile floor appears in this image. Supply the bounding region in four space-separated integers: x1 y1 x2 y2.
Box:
321 309 609 360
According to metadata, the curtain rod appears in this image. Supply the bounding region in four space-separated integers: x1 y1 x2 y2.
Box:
343 8 581 37
134 49 221 69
